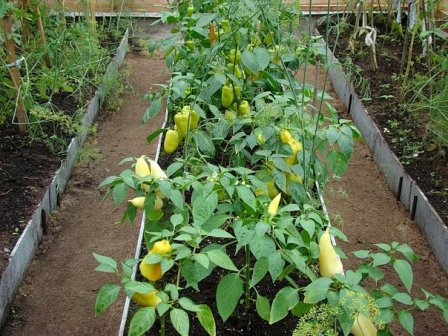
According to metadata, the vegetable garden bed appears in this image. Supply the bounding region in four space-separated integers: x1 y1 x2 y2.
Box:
92 2 448 336
316 13 448 272
0 11 130 326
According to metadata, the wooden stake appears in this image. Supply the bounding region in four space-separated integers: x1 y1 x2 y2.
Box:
21 0 30 43
2 13 28 135
35 5 51 68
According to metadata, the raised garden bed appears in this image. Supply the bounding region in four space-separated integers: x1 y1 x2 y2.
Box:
92 3 448 336
315 15 448 272
0 26 129 327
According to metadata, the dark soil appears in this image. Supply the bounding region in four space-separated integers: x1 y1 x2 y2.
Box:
0 26 125 275
318 15 448 225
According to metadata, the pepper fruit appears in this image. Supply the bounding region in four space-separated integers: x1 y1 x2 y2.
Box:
139 256 162 281
148 159 168 180
151 240 172 255
132 290 162 307
186 5 194 17
164 129 180 154
221 19 231 33
285 138 302 165
351 314 377 336
318 228 344 277
238 100 251 117
181 106 200 129
233 85 241 99
129 196 163 211
227 63 242 78
135 155 150 178
280 129 292 144
186 40 195 50
221 85 234 108
224 110 237 123
227 48 241 63
268 193 281 217
256 131 265 145
174 113 189 139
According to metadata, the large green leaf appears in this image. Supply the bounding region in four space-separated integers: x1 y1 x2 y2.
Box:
269 286 299 324
216 273 243 322
303 277 333 304
129 307 156 336
393 259 413 293
256 294 271 322
197 304 216 336
398 310 414 335
94 283 121 316
170 308 189 336
206 249 238 271
142 98 162 123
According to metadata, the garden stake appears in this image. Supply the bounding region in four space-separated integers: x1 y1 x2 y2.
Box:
245 245 251 311
35 5 51 68
2 13 28 135
21 0 30 43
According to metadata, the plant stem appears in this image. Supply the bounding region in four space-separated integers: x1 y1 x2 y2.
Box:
245 245 251 311
161 313 166 336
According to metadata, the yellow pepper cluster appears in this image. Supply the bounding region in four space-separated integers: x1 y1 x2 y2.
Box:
163 105 200 154
129 155 167 211
133 240 173 308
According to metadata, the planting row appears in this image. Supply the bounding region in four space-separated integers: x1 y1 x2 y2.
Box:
93 1 448 336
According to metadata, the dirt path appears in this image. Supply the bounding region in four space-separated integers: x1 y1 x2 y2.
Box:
2 50 169 335
321 77 448 334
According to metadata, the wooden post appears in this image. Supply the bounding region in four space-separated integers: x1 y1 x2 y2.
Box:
2 13 28 135
35 5 51 68
21 0 30 43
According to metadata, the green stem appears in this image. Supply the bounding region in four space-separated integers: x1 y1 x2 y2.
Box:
161 313 166 336
245 245 251 311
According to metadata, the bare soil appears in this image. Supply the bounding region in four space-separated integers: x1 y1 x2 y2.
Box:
2 19 447 336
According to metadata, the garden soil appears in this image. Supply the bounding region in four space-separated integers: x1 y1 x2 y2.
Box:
3 21 448 336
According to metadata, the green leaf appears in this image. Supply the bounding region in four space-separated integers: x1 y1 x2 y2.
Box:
95 283 121 316
256 294 271 321
251 257 268 287
113 182 127 205
208 229 234 239
393 259 413 293
372 253 391 267
396 243 416 262
93 253 117 271
376 296 394 308
216 273 243 322
353 250 370 259
170 308 189 336
99 175 120 188
146 128 166 144
291 302 313 317
124 281 154 295
301 219 315 239
195 253 210 269
268 251 285 282
269 287 299 324
303 277 333 304
414 299 430 311
129 307 156 336
167 162 184 177
196 304 216 336
375 243 391 251
327 150 348 178
179 297 200 312
142 98 162 123
206 249 238 271
393 292 413 305
236 185 257 211
192 130 215 156
398 310 414 335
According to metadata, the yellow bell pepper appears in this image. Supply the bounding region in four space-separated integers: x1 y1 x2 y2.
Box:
164 129 179 154
139 257 162 282
132 290 162 307
221 85 234 108
318 228 344 277
351 314 377 336
151 240 172 255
